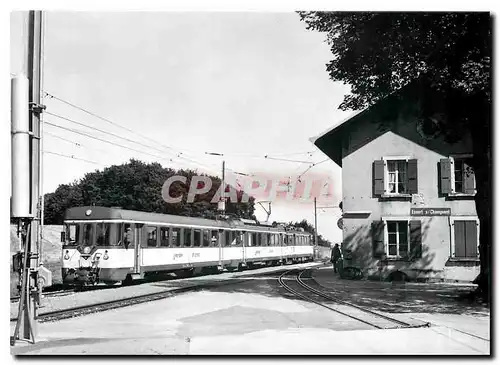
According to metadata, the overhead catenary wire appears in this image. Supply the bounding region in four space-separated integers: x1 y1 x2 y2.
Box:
44 151 102 166
44 121 220 175
43 91 329 176
44 91 320 165
44 120 176 163
45 111 179 157
297 158 330 182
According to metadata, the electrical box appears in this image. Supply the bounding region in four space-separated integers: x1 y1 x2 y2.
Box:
37 266 52 288
12 252 23 272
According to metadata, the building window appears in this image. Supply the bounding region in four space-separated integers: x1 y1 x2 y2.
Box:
373 157 418 196
387 160 408 194
451 219 479 259
373 219 422 259
440 157 476 196
454 160 464 193
386 221 409 257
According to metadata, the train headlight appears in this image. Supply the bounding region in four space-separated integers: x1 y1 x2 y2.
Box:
63 250 70 260
103 250 109 260
83 246 91 254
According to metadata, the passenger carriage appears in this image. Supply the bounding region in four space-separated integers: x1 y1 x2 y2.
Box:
61 206 314 285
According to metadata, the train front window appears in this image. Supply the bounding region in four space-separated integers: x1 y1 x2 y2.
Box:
82 224 93 246
65 224 78 245
96 223 111 246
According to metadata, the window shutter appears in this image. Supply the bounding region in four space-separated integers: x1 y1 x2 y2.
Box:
454 221 466 258
440 158 452 194
372 221 385 258
463 161 476 195
409 220 422 259
373 160 385 196
407 159 418 194
465 220 478 258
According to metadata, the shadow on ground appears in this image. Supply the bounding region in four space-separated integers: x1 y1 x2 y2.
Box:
168 267 490 317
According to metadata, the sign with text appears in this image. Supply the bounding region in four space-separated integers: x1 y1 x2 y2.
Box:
410 208 451 216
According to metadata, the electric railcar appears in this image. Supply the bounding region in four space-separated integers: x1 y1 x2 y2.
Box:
61 206 314 285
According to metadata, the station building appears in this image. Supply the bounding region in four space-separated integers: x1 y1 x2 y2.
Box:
311 82 480 282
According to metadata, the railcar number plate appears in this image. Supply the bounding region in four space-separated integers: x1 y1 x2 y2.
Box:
79 258 91 268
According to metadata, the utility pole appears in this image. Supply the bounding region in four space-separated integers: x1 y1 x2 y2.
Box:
221 160 226 214
205 152 225 214
11 10 44 345
314 197 318 260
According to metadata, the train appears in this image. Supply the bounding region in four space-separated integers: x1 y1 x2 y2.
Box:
61 206 315 285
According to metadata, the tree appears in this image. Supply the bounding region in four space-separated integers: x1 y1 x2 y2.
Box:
299 12 491 300
290 219 332 247
44 159 256 224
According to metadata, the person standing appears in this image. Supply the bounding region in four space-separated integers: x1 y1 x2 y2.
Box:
331 243 342 273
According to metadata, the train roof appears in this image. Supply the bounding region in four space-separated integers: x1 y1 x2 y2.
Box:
64 206 230 228
64 206 311 234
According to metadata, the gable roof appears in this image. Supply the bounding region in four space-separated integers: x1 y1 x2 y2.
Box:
309 80 424 167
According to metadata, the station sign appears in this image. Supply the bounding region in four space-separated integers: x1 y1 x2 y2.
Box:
410 208 451 216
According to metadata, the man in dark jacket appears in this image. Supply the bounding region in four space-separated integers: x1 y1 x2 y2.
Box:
331 244 342 273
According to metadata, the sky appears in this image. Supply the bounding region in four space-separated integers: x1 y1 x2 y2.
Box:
9 11 356 243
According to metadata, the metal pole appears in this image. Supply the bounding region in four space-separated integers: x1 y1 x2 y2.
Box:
20 10 43 343
39 12 46 268
314 197 318 260
221 160 226 214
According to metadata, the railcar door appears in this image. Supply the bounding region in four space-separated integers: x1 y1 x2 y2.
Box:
217 230 223 268
134 224 143 273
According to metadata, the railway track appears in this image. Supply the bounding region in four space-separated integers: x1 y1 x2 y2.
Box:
10 278 250 323
11 263 324 323
278 269 431 330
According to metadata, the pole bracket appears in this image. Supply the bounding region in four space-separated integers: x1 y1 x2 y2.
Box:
29 102 46 114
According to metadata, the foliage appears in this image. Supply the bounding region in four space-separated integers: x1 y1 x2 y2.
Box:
298 12 491 111
44 159 255 224
299 12 491 299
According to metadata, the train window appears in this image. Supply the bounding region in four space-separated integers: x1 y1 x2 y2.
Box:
202 230 211 247
249 233 254 247
210 230 218 247
65 224 78 245
96 223 111 246
262 233 269 247
146 226 158 247
82 223 93 246
236 231 243 246
172 228 181 247
193 229 202 247
160 227 170 247
224 230 230 246
122 223 133 248
184 229 192 247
